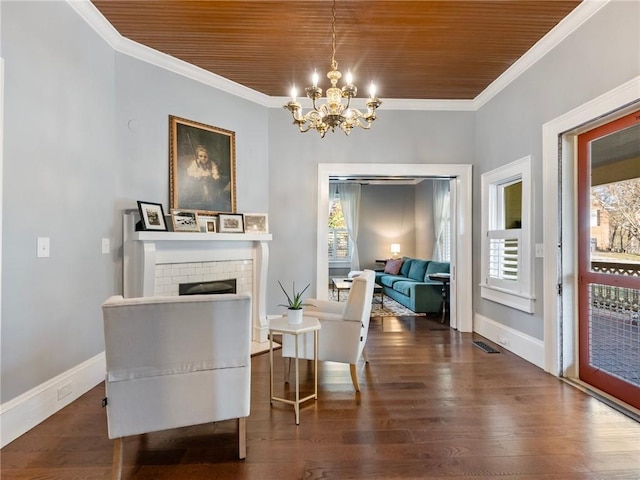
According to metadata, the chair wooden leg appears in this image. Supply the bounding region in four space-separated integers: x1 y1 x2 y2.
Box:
349 364 360 392
112 437 123 480
238 417 247 459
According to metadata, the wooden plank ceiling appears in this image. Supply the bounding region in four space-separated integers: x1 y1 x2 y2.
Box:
91 0 581 100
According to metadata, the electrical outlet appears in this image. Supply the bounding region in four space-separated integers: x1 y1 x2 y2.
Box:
535 243 544 258
57 383 72 400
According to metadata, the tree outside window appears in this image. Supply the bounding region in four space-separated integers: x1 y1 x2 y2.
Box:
590 178 640 263
328 198 351 262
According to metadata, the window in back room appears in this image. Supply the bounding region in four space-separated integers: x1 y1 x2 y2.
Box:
328 194 352 264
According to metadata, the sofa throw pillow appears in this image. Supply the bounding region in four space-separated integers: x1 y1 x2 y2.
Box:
408 259 429 281
400 257 414 277
384 258 403 275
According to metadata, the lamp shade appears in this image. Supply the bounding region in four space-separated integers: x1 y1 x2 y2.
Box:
390 244 401 255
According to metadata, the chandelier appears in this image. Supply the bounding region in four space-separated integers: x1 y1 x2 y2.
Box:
283 0 381 137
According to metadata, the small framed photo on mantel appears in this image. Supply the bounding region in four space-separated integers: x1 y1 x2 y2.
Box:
171 209 200 232
205 219 217 233
137 201 168 231
218 213 244 233
198 215 217 232
243 213 269 234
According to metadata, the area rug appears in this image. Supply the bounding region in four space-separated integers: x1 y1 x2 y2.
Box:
328 289 426 317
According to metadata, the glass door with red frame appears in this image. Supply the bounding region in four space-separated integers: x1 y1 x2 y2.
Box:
577 110 640 410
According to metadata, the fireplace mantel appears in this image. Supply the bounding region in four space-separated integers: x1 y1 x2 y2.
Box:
132 231 272 242
122 213 272 342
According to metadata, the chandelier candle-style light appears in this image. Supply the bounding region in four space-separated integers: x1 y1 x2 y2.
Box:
283 0 381 137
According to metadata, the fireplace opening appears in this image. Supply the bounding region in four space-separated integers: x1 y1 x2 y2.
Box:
179 279 237 296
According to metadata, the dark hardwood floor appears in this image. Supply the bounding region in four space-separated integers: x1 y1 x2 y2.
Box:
2 315 640 479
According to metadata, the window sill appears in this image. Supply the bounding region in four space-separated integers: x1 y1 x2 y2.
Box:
480 284 535 314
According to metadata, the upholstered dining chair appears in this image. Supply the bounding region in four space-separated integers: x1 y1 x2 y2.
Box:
281 269 376 391
102 293 252 480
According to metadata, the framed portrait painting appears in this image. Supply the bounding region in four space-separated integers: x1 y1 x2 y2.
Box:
169 116 236 215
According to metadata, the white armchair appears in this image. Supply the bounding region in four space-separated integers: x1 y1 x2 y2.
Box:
282 269 375 391
102 293 252 479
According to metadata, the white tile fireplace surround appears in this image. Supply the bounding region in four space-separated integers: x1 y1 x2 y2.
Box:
122 213 272 343
154 260 252 297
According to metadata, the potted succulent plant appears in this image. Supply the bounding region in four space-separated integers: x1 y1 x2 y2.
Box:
278 281 312 324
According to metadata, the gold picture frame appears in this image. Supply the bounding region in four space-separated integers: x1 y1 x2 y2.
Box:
171 209 200 232
169 115 236 215
243 213 269 233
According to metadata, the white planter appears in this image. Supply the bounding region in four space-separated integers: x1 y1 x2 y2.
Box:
287 308 303 325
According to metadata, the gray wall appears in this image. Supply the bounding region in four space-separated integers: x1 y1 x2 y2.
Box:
358 184 416 270
415 180 436 259
1 2 117 402
474 0 640 339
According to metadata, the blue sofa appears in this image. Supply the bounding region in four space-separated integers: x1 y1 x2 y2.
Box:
374 257 450 313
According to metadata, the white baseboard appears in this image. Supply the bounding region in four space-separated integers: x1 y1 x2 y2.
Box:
0 352 106 448
474 313 545 369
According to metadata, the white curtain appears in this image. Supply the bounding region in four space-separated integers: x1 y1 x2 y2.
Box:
432 180 450 261
337 183 361 271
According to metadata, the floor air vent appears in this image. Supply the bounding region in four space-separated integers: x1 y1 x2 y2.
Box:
473 341 500 353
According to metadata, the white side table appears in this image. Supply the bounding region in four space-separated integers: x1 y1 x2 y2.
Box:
269 316 320 425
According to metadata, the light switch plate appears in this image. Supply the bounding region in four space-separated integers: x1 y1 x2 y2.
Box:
37 237 50 258
102 238 110 254
535 243 544 258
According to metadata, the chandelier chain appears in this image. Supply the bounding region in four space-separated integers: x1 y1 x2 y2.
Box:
331 0 337 70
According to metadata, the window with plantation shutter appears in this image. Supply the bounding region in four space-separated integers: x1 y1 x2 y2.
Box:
488 232 520 282
328 230 350 261
328 196 352 264
481 156 535 313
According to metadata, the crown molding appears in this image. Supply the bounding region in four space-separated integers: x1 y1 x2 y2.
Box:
116 37 271 106
67 0 122 49
473 0 611 110
67 0 271 107
68 0 610 112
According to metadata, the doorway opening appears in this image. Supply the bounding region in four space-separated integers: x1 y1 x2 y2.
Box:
317 163 473 332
